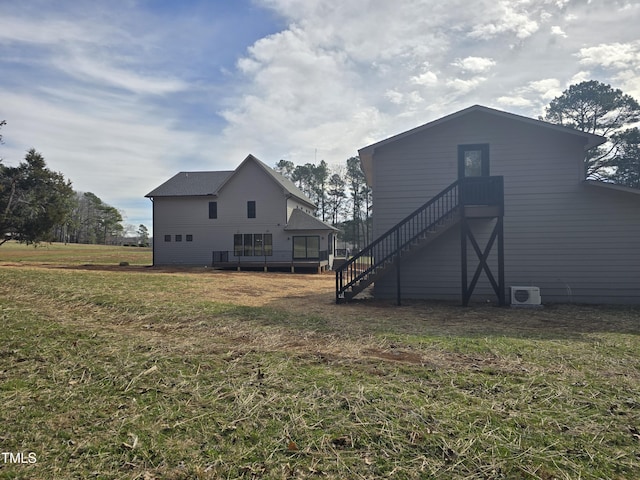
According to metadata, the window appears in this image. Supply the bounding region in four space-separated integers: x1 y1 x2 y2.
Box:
186 235 193 242
164 235 171 242
254 234 263 256
247 201 256 218
175 234 182 242
234 234 243 256
293 236 320 260
234 233 273 256
209 201 217 219
244 233 253 256
264 234 273 256
458 144 490 178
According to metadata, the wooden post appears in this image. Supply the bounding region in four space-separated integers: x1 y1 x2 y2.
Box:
497 216 505 306
460 217 468 306
396 229 401 306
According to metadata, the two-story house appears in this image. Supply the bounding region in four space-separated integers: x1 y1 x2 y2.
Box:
146 154 338 271
336 105 640 305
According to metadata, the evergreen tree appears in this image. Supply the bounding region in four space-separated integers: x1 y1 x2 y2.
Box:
137 224 150 246
543 80 640 183
609 128 640 188
0 149 74 245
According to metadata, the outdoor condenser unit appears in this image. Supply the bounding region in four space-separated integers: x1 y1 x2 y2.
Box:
510 286 542 306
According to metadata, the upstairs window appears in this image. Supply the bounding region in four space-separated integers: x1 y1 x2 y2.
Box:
458 144 490 178
247 201 256 218
208 201 217 219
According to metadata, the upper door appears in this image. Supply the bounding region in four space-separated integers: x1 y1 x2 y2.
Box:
458 144 490 178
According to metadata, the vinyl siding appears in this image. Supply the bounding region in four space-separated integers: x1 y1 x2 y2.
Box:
371 110 640 304
153 160 291 265
152 159 336 266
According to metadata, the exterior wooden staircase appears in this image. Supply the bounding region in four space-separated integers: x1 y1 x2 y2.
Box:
336 176 504 304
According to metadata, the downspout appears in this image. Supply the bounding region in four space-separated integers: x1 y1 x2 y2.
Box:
150 197 155 267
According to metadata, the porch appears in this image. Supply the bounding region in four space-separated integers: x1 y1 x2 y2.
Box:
212 250 331 273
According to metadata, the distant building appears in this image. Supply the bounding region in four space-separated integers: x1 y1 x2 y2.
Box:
146 154 337 271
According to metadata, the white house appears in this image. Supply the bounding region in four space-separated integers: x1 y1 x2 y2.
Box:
146 154 338 271
336 105 640 305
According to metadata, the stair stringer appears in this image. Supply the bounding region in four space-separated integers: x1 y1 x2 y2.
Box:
343 209 461 301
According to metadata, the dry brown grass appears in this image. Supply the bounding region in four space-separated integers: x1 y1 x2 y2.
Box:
1 243 640 479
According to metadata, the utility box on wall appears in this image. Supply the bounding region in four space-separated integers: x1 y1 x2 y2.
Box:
510 286 542 307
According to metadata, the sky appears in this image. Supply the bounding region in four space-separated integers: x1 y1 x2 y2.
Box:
1 0 639 235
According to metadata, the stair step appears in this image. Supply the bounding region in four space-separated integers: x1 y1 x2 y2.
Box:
336 187 465 303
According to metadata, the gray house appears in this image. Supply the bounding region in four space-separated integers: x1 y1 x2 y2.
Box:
336 105 640 305
146 154 337 271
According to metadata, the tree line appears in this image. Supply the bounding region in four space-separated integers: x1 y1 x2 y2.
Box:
274 156 373 251
0 140 146 246
52 191 125 245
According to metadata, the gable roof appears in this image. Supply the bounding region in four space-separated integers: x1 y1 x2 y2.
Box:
145 171 233 197
145 154 315 208
284 208 338 231
216 154 315 208
358 104 608 185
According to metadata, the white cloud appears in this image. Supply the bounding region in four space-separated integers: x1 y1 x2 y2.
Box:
496 78 562 111
224 0 564 155
411 70 438 86
577 42 640 70
1 90 208 203
497 96 533 107
452 56 496 73
550 25 567 37
58 52 189 96
0 15 114 47
468 1 540 39
528 78 562 99
614 69 640 101
575 41 640 99
446 77 488 95
0 10 188 98
385 89 404 105
567 71 591 86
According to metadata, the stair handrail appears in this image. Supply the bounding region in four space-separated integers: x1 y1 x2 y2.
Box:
336 178 462 301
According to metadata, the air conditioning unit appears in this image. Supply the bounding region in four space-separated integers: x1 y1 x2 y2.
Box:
510 286 541 306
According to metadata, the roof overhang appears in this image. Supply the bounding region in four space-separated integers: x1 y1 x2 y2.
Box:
583 180 640 195
284 209 339 232
358 104 608 185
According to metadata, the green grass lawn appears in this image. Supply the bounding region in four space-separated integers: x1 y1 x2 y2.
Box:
0 243 639 479
0 240 152 265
